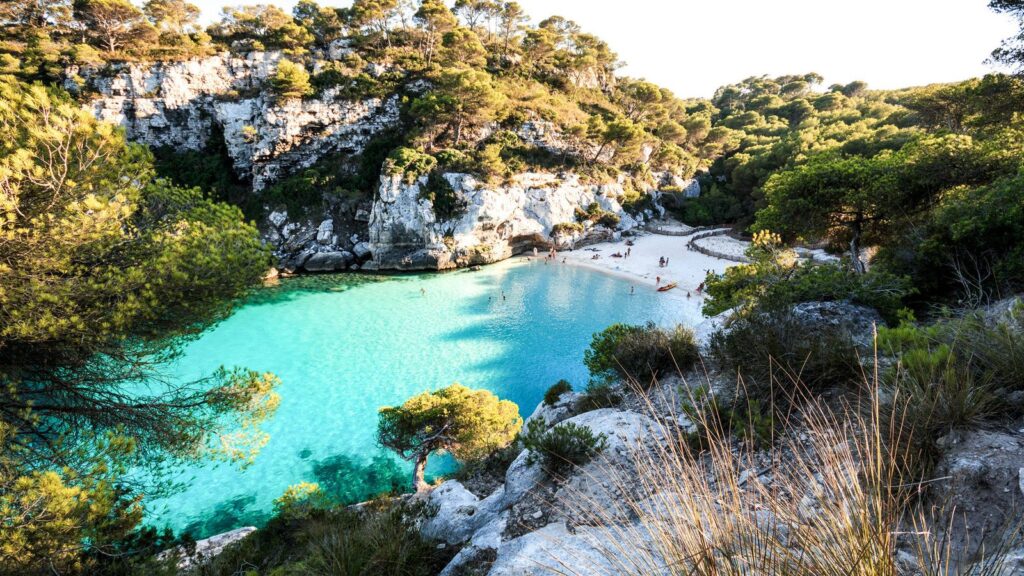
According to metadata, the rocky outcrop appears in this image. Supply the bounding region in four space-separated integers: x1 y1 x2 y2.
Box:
425 408 665 576
366 172 645 270
928 430 1024 572
71 52 399 191
158 526 256 570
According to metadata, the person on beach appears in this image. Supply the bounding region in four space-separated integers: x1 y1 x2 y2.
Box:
656 276 661 285
658 257 665 267
666 257 670 266
420 288 426 296
630 285 635 295
696 282 705 294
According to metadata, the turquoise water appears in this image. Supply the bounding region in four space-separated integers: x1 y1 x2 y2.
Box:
145 259 701 537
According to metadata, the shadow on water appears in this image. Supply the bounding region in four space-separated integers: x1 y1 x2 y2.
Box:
243 273 400 307
180 494 270 540
309 452 409 504
174 452 417 539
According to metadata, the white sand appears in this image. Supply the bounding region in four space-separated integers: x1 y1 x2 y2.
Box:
522 230 749 304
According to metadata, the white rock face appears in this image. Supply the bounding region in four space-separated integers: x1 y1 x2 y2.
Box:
158 526 256 570
367 172 643 270
73 52 399 191
426 408 665 576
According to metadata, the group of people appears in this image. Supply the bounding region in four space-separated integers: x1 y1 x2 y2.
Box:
658 256 670 267
530 246 565 265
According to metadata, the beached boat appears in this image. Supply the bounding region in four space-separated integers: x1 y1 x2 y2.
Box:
657 282 678 292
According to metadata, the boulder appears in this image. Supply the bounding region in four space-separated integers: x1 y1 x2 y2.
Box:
524 391 580 428
789 301 882 348
929 430 1024 566
352 241 372 260
488 521 661 576
303 251 353 272
316 219 334 244
159 526 256 570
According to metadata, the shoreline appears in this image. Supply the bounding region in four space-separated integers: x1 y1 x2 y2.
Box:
518 229 749 304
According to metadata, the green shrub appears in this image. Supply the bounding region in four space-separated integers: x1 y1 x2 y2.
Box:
882 344 1003 484
708 311 863 409
385 147 437 184
195 501 451 576
435 148 474 171
273 482 332 520
584 323 700 388
520 418 608 476
704 244 913 320
544 380 573 405
575 202 621 228
576 382 622 411
551 221 584 236
879 306 1024 394
597 212 621 228
270 59 312 100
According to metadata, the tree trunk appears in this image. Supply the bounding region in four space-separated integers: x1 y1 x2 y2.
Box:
849 219 865 274
413 452 429 492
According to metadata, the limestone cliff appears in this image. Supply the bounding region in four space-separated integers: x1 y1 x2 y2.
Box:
70 52 399 191
366 172 642 270
71 52 690 272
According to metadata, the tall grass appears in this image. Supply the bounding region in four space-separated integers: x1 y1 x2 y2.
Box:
538 367 1015 576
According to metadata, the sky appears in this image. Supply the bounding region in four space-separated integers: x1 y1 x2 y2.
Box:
191 0 1018 98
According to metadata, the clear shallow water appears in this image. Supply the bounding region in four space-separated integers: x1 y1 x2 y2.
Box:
144 259 701 537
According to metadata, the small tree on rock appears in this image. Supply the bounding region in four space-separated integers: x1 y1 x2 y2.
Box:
270 59 312 100
377 383 522 492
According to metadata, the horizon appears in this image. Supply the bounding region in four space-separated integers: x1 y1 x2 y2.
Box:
189 0 1018 98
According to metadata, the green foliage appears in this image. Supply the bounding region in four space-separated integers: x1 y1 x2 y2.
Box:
990 0 1024 74
194 500 452 576
755 132 1019 271
880 168 1024 303
708 311 864 408
151 126 251 210
377 384 521 490
703 241 913 321
520 418 607 476
209 4 313 52
576 382 622 411
575 201 620 229
876 317 1014 481
543 380 573 405
422 170 468 221
270 59 313 99
410 68 504 146
273 482 332 520
385 146 438 184
584 323 700 387
550 221 584 236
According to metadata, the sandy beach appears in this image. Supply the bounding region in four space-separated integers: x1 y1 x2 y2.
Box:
520 226 750 303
